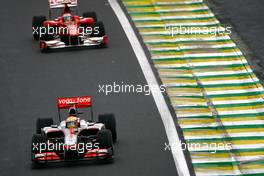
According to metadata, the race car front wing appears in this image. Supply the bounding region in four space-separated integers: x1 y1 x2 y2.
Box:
32 148 113 163
39 35 108 51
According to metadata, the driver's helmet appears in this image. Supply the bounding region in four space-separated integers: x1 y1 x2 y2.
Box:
63 13 72 22
66 115 78 128
68 107 77 116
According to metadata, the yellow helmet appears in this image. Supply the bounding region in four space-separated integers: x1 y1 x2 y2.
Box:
66 116 78 128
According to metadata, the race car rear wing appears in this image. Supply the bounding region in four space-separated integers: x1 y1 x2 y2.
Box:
49 0 78 9
57 96 92 109
57 96 94 121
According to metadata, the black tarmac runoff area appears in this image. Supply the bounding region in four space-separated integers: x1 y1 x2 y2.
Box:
0 0 178 176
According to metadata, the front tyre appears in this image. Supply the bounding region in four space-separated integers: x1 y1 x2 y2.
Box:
97 129 113 149
91 21 105 37
32 16 46 40
39 27 54 41
31 134 47 167
31 134 47 154
98 114 117 142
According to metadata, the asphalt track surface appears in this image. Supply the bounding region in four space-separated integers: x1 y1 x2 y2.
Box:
0 0 178 176
209 0 264 82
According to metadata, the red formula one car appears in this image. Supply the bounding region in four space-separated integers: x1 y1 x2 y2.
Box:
32 0 108 52
31 96 117 164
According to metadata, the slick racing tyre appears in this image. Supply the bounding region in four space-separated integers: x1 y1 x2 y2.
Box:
97 129 113 149
91 21 105 37
31 134 47 154
31 134 47 166
39 27 54 41
98 114 117 142
82 12 97 22
32 16 46 40
36 118 53 134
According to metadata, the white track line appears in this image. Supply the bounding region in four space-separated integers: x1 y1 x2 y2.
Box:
108 0 190 176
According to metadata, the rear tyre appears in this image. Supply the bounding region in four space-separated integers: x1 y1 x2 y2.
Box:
36 118 53 134
32 16 46 40
82 12 97 22
91 21 105 37
97 129 113 149
98 114 116 142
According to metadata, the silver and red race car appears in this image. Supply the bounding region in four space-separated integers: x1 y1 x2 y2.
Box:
32 0 108 52
31 96 117 164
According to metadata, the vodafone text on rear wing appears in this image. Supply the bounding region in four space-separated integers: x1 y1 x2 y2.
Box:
57 96 94 121
57 96 92 109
